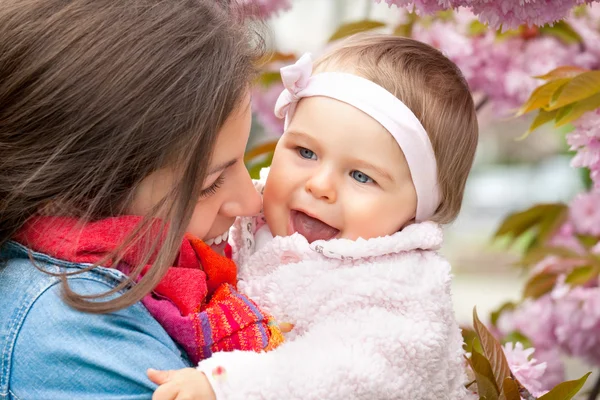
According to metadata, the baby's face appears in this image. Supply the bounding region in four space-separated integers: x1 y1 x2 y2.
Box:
263 96 417 243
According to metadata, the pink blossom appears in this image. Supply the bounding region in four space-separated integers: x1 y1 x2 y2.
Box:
569 190 600 236
568 109 600 188
465 0 592 31
374 0 449 15
377 0 595 30
411 10 595 116
568 4 600 66
531 255 587 276
553 285 600 365
503 342 548 397
497 295 557 352
237 0 291 19
533 348 566 389
252 82 285 136
547 222 587 254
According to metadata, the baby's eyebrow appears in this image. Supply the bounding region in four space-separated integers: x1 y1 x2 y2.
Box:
284 130 314 142
351 159 394 183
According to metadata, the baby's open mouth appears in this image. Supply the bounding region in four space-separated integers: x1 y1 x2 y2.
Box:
290 210 340 243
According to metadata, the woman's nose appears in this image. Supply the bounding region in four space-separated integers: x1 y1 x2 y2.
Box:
220 165 262 217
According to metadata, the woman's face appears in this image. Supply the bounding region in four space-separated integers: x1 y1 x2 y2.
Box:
129 92 261 253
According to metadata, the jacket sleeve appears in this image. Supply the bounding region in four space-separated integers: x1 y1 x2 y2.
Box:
10 278 192 400
197 254 472 400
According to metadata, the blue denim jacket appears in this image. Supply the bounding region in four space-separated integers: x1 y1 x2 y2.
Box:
0 241 192 400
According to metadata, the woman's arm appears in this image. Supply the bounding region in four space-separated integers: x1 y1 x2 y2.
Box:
10 278 191 400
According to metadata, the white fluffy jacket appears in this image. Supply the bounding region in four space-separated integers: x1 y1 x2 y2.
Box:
198 179 471 400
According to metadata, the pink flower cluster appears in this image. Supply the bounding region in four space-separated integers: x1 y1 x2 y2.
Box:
553 285 600 364
237 0 291 19
498 266 600 373
411 9 599 115
468 0 592 31
567 108 600 190
502 342 550 397
377 0 596 30
375 0 450 15
497 107 600 387
569 191 600 236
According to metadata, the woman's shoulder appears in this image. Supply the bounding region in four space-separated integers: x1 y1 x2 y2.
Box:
0 241 190 399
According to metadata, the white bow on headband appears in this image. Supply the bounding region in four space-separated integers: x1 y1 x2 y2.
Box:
274 53 440 222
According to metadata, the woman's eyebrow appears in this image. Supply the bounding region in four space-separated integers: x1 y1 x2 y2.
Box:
208 159 237 174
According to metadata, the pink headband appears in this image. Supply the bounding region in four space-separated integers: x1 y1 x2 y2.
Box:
274 53 440 222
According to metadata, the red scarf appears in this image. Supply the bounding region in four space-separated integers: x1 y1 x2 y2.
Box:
15 216 283 364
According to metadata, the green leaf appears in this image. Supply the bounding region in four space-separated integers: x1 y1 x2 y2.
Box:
550 83 568 107
495 27 520 41
517 79 570 116
548 71 600 110
256 71 282 88
517 109 558 140
494 206 546 240
462 327 483 354
468 20 488 36
499 377 521 400
501 331 533 349
328 20 386 42
553 103 574 126
573 4 589 18
538 372 591 400
473 308 511 393
468 350 500 400
539 21 583 44
494 204 567 248
578 234 600 250
535 204 568 245
490 302 516 327
565 265 599 286
393 23 412 37
434 9 455 21
554 92 600 127
534 66 588 81
518 246 582 267
523 272 558 299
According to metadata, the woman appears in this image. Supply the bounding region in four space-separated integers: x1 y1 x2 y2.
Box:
0 0 266 398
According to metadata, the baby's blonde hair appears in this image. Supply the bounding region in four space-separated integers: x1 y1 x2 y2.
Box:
313 33 478 224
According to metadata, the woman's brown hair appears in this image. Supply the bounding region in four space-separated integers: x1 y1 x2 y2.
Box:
314 34 479 224
0 0 264 312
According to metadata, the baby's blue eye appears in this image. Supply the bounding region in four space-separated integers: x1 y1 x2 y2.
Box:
298 147 317 160
351 170 373 184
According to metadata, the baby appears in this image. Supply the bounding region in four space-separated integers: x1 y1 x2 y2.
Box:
151 34 479 400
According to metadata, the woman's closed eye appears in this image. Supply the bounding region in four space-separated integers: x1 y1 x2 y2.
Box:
297 147 317 160
199 175 224 198
351 170 374 184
